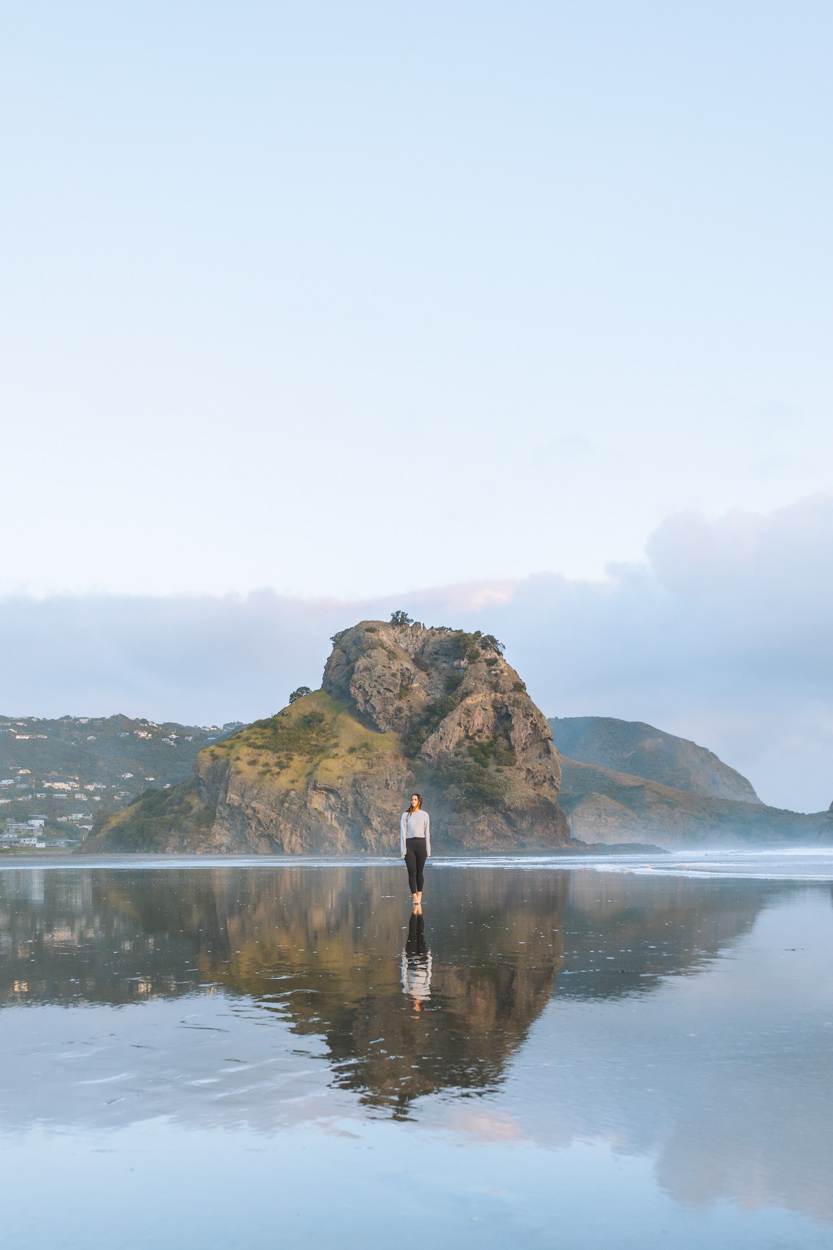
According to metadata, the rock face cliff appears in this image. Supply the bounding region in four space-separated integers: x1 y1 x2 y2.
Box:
550 716 760 802
85 621 570 854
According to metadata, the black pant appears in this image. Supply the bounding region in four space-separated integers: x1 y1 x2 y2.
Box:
404 836 428 893
406 911 427 955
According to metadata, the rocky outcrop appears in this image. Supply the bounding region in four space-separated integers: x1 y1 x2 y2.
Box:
85 621 570 854
550 716 761 802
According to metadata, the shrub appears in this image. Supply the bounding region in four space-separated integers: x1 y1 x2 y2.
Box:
402 694 457 754
449 631 474 659
467 737 516 769
289 686 312 704
248 710 330 761
104 781 213 850
434 756 509 808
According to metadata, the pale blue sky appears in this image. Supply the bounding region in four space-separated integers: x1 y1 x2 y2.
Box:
1 1 831 596
2 4 832 808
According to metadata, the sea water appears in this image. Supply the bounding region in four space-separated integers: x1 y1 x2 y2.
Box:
1 852 832 1249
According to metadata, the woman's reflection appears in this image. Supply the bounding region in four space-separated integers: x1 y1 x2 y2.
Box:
401 910 432 1012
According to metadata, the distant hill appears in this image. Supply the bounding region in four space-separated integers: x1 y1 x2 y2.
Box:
85 620 571 855
550 715 830 846
0 714 241 842
557 756 827 848
550 716 760 803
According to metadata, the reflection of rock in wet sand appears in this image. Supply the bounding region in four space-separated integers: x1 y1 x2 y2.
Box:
0 867 566 1114
204 869 566 1116
0 865 773 1116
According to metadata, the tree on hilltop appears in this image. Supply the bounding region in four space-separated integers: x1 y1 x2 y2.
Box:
289 686 312 704
390 610 413 627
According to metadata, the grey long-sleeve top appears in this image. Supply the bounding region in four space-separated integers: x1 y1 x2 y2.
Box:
400 809 431 858
401 949 433 1000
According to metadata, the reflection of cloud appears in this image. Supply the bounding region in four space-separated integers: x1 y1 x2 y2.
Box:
447 1108 525 1143
0 494 831 808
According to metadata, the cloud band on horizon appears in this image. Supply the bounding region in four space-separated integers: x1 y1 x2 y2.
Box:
1 495 830 813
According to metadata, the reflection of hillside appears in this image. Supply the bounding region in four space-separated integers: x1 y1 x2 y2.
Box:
0 869 231 1005
561 871 776 997
0 866 771 1114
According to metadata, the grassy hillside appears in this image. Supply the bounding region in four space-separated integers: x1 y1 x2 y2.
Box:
86 692 406 852
0 713 239 844
200 690 401 791
550 715 760 803
559 756 822 846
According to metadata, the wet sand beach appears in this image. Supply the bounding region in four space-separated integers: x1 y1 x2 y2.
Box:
1 852 832 1249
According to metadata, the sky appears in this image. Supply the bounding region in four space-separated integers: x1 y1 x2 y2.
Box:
1 3 831 810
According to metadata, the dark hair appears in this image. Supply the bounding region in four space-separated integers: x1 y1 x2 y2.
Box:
407 792 423 811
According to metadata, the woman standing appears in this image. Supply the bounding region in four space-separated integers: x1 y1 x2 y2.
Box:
400 792 431 907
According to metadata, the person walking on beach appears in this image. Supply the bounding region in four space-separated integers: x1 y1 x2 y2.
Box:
401 792 431 908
